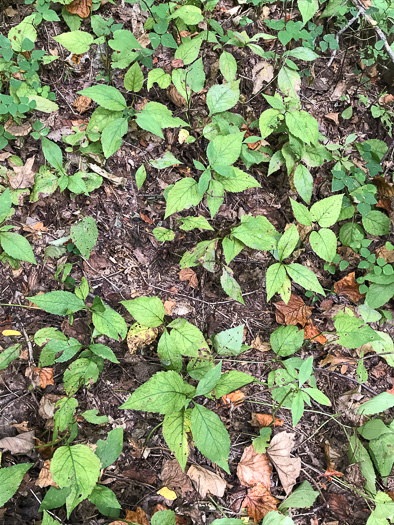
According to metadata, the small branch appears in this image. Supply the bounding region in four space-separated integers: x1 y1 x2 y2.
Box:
328 9 363 67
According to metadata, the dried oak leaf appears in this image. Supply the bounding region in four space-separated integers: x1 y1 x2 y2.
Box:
33 367 54 388
220 390 245 406
0 430 35 454
161 459 193 497
179 268 198 288
251 413 284 428
36 460 58 488
241 483 279 523
65 0 92 18
124 507 149 525
304 321 327 345
7 156 36 189
274 294 312 327
237 445 272 488
187 465 226 498
73 95 92 114
334 272 364 303
267 432 301 495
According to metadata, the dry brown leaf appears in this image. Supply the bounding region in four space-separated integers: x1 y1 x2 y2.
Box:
65 0 92 17
304 321 327 345
139 212 154 224
23 221 47 234
161 459 193 497
267 432 301 495
237 445 272 488
39 394 64 420
334 272 365 303
220 390 245 406
326 493 350 520
252 61 274 94
371 362 386 378
10 421 31 432
325 113 339 125
123 468 156 485
7 156 36 189
0 152 12 161
251 335 271 352
178 268 198 288
163 300 176 316
0 430 35 454
167 85 186 107
36 460 58 488
124 507 149 525
274 294 312 327
4 119 32 137
171 59 184 68
374 176 394 198
34 367 54 388
241 483 279 523
375 245 394 263
187 465 226 498
73 95 92 114
376 199 392 214
319 353 356 371
251 413 284 428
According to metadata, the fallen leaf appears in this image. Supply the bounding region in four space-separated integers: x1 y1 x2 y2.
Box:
325 113 339 125
322 469 344 481
33 367 54 388
161 459 193 497
123 468 156 485
220 390 245 406
7 156 36 189
320 298 334 311
334 272 364 303
0 152 12 161
2 329 21 336
38 394 64 420
139 212 154 224
374 176 394 198
251 414 284 428
171 59 184 68
379 94 394 105
0 431 35 454
73 95 92 114
375 245 394 263
319 353 356 372
237 445 272 488
127 323 158 355
252 61 274 94
157 487 177 500
10 421 31 432
65 0 92 17
304 321 327 344
124 507 149 525
267 432 301 495
371 362 386 378
376 198 392 214
167 85 186 107
4 119 32 137
23 221 47 234
274 294 313 327
241 483 279 523
163 300 176 316
326 493 350 520
179 268 198 288
187 465 226 498
36 460 58 488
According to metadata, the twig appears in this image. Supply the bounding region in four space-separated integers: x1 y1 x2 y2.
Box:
328 8 363 67
21 326 34 363
29 490 64 523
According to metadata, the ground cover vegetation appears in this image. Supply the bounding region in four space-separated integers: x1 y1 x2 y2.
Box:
0 0 394 522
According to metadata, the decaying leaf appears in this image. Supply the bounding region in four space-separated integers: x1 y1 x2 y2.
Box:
334 272 364 303
126 323 158 355
220 390 245 406
374 176 394 198
251 336 271 353
267 432 301 495
163 300 176 316
304 321 327 344
65 0 92 17
325 113 339 125
124 507 149 525
274 294 313 327
4 119 32 137
375 245 394 263
241 483 279 523
178 268 198 288
187 465 226 498
319 353 356 373
251 413 284 428
167 84 186 107
237 445 272 488
0 430 35 454
161 459 193 497
252 61 274 94
38 394 64 420
7 156 36 189
73 95 92 114
36 460 58 488
157 487 177 500
33 367 54 388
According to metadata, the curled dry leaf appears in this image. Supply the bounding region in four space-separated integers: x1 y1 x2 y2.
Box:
0 430 35 454
325 113 339 125
4 119 32 137
241 483 279 523
267 432 301 495
167 85 186 107
251 413 284 428
178 268 198 288
65 0 92 17
7 156 36 189
161 459 193 497
33 367 54 388
39 393 64 420
10 421 31 433
373 176 394 198
36 460 58 488
73 95 92 114
163 300 176 316
319 353 356 372
304 321 327 345
220 390 245 406
377 198 392 214
334 272 364 303
187 465 226 498
252 61 274 94
274 294 312 327
237 445 272 488
124 507 149 525
251 335 271 353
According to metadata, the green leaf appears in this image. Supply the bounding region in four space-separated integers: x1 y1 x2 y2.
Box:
369 433 394 476
278 481 319 511
8 15 37 52
92 306 127 340
366 283 394 309
42 137 64 172
27 95 59 114
211 520 245 525
42 511 59 525
53 31 94 53
309 228 337 262
266 263 287 301
270 325 304 356
291 390 304 426
135 164 146 189
278 225 299 261
163 409 191 471
303 387 331 405
358 392 394 416
0 189 12 223
207 132 244 167
219 50 237 82
284 47 319 61
215 168 260 192
168 318 209 357
54 398 78 433
206 81 240 115
95 427 123 469
124 62 144 92
277 66 301 99
299 356 314 387
268 150 284 176
168 5 203 24
153 227 176 242
298 0 319 24
349 433 376 494
121 296 164 327
213 325 244 356
285 263 325 295
78 85 127 111
27 291 85 315
293 164 313 204
51 445 101 517
175 36 203 65
214 370 255 398
290 198 312 225
147 69 171 90
150 151 182 169
222 236 244 264
63 358 100 395
120 371 195 414
178 216 214 231
152 510 177 525
39 487 70 512
362 210 390 236
81 409 109 424
310 194 343 227
259 109 281 140
164 178 202 218
0 232 36 264
253 427 272 454
191 404 230 472
339 222 364 246
232 215 278 251
88 485 121 517
221 266 244 304
0 463 32 507
0 345 21 371
286 111 319 146
196 362 222 396
334 312 382 349
70 216 98 258
101 117 128 158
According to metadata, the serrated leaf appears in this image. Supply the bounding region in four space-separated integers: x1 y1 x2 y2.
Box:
63 358 100 395
270 325 304 356
290 198 312 225
259 108 281 140
309 228 337 262
206 81 240 115
124 62 144 92
266 263 287 301
53 31 94 53
0 232 36 264
78 85 127 111
362 210 390 236
121 296 165 327
278 225 299 261
285 263 325 295
164 178 202 218
221 266 244 304
95 427 123 469
214 370 255 398
310 195 343 227
70 216 98 259
334 312 382 348
101 117 128 158
0 463 32 507
150 151 181 169
92 306 127 340
213 325 244 356
293 164 313 204
163 409 191 471
28 291 85 315
219 50 237 82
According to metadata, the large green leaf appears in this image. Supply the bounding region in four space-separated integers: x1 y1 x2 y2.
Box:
8 15 37 52
0 189 12 223
278 225 299 261
92 306 127 340
286 111 319 145
293 164 313 204
121 296 165 327
163 409 191 471
221 266 244 304
95 427 124 469
270 325 304 356
124 62 144 92
0 463 32 507
207 132 244 167
53 31 94 53
164 178 202 218
348 434 376 494
298 0 319 24
358 392 394 416
362 210 390 236
206 81 240 115
136 102 187 139
0 344 21 371
101 117 128 158
285 263 325 295
63 358 100 395
168 318 209 357
120 371 195 414
0 233 36 264
27 291 85 315
278 481 319 511
232 215 278 251
214 371 255 398
334 312 382 349
88 485 121 518
70 216 98 259
259 109 281 140
310 195 343 227
369 433 394 476
78 85 127 111
266 263 287 301
213 325 244 356
309 228 337 262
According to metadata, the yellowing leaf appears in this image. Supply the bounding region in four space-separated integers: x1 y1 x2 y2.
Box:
2 330 21 336
157 487 177 500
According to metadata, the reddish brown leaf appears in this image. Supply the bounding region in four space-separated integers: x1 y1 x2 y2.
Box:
36 460 58 488
274 294 312 327
304 321 327 345
319 353 356 372
237 445 272 488
334 272 364 303
65 0 92 17
171 59 184 68
371 362 386 378
220 390 245 407
241 483 278 523
325 112 339 125
250 413 284 428
73 95 91 114
326 493 350 520
387 385 394 395
123 468 156 485
322 469 344 481
377 199 392 214
139 212 154 224
374 176 394 197
178 268 198 288
33 367 54 388
124 507 149 525
163 300 176 316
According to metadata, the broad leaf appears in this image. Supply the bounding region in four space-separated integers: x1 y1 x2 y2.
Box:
70 216 98 259
53 31 94 53
101 117 128 158
206 81 240 115
28 291 85 315
270 325 304 356
0 463 32 507
310 195 343 227
95 427 123 469
163 408 191 471
121 296 165 327
309 228 337 262
92 306 127 340
0 233 36 264
285 263 325 295
78 85 127 111
165 178 202 218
